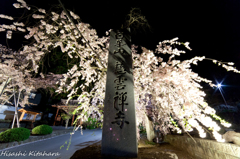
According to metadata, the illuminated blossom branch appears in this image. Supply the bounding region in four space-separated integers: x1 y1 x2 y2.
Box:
0 60 32 106
132 38 237 141
0 0 109 125
0 43 64 129
0 44 63 105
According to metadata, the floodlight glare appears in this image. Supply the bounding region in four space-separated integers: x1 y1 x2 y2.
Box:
217 83 222 88
216 81 228 107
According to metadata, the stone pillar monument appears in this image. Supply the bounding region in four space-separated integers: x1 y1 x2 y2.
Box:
101 28 138 158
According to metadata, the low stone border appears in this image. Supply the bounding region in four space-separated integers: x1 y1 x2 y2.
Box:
0 129 76 150
164 134 240 159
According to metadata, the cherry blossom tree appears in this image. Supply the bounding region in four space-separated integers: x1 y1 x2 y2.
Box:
1 0 240 143
0 43 63 128
132 42 239 141
0 43 63 104
0 50 34 128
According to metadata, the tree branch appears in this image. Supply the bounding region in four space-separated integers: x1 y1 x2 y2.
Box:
58 0 106 69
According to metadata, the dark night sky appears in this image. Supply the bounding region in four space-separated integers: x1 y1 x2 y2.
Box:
1 0 240 102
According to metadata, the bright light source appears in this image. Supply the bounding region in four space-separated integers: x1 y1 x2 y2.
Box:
216 82 228 108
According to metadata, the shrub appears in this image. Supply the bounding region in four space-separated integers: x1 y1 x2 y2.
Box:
139 124 147 135
145 141 156 145
85 117 99 129
32 124 52 135
0 127 30 142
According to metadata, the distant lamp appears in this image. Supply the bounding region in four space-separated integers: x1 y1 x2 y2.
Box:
217 83 222 88
216 81 228 107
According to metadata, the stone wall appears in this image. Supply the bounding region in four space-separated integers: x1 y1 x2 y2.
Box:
164 134 240 159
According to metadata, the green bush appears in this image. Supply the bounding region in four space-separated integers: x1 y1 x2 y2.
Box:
139 124 146 134
85 117 98 129
145 141 156 145
0 127 30 142
32 124 53 135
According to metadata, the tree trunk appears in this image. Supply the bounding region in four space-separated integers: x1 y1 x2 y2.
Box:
145 113 156 141
16 91 21 128
65 119 69 129
11 87 21 128
0 77 10 97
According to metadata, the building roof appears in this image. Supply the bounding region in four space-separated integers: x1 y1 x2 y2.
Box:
19 105 42 113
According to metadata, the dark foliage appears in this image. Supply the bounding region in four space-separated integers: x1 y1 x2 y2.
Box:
0 127 30 142
32 124 53 135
